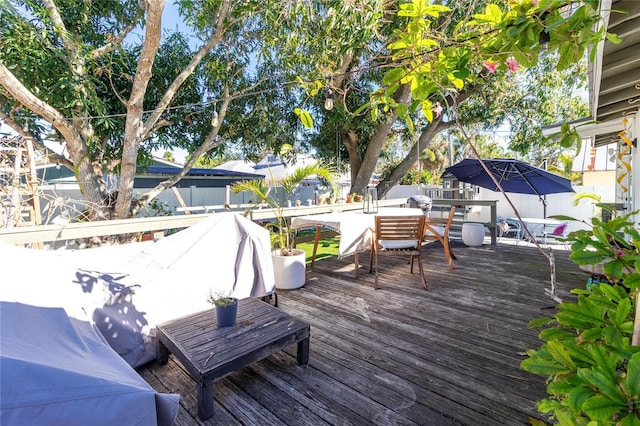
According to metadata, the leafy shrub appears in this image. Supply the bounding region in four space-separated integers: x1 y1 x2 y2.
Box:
521 210 640 424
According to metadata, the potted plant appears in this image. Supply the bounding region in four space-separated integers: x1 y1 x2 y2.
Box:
354 193 364 202
232 160 334 290
345 194 354 203
207 291 238 327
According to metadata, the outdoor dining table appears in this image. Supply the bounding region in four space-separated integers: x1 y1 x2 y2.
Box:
290 207 433 277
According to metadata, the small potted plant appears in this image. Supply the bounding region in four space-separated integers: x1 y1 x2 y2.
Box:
354 192 364 202
207 290 238 327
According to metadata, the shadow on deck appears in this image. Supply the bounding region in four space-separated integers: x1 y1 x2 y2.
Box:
139 239 584 425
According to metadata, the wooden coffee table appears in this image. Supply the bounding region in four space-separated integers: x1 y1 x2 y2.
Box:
155 297 310 420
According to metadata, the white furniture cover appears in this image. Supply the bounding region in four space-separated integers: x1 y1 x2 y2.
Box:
0 302 180 425
0 213 276 367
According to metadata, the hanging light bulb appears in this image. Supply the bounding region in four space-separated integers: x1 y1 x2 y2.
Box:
211 109 219 127
324 88 334 111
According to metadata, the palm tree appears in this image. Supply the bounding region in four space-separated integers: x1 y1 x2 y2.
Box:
232 163 334 255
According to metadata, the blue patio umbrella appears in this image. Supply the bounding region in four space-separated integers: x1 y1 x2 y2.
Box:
443 158 574 196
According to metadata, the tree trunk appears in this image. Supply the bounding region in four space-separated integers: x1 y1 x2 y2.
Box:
0 64 109 219
342 130 361 186
351 83 412 195
115 0 164 219
376 118 451 198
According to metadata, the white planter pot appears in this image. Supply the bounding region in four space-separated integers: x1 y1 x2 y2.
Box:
272 249 306 290
461 222 485 247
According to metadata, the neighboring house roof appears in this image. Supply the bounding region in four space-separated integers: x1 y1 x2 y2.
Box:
143 166 261 178
212 160 256 174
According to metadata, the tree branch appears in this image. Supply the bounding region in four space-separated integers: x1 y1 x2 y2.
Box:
0 64 78 147
91 18 141 59
141 0 232 139
41 0 78 65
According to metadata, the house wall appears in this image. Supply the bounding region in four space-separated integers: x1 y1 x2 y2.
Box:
583 170 615 186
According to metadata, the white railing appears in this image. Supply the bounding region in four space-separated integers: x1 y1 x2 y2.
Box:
0 198 498 246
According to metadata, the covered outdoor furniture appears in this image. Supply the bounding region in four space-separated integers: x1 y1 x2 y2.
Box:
0 302 179 425
370 215 427 289
407 195 433 214
0 213 275 368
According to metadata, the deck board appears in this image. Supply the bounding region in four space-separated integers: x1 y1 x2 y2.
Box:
139 239 584 425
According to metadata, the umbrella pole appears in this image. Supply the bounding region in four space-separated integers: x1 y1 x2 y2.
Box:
453 112 561 302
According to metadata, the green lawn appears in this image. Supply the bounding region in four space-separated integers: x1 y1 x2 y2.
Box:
295 230 339 264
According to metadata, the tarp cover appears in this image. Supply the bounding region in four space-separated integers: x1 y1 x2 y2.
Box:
0 302 180 426
0 213 276 367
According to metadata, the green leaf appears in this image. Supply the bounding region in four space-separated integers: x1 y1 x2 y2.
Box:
605 32 622 44
619 413 640 426
556 300 607 329
603 260 624 280
567 386 594 413
416 38 438 48
528 316 555 328
521 355 569 375
582 395 626 420
388 40 410 50
451 68 470 80
579 369 625 403
383 68 406 85
612 296 631 327
623 273 640 291
547 340 577 369
625 351 640 397
279 143 293 156
569 249 607 266
296 109 313 128
404 113 414 133
602 325 623 348
539 327 575 342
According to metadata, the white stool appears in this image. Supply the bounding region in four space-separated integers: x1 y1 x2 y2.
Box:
462 222 485 247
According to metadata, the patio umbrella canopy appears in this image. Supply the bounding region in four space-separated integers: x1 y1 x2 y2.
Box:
444 158 574 196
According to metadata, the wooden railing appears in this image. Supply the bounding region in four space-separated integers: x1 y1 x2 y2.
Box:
0 198 498 246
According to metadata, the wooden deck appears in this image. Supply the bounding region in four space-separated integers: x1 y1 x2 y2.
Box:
139 239 585 425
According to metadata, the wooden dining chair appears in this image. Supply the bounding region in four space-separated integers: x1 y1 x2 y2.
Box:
422 206 457 269
369 215 427 290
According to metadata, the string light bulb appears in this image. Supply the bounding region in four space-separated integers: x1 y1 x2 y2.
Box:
324 88 334 111
210 109 219 127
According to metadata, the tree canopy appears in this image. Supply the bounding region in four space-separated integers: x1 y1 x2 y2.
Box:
0 0 614 217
